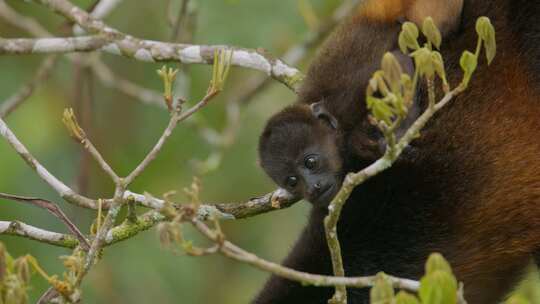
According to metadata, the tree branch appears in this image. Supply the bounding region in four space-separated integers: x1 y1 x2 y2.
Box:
23 0 304 92
0 193 90 249
0 117 97 209
0 220 78 248
0 36 111 55
0 2 165 109
190 218 420 291
123 88 219 185
122 188 298 220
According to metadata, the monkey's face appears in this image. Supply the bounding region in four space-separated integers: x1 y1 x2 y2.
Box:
259 105 343 206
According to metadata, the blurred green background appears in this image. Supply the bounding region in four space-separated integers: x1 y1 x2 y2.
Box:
0 0 539 303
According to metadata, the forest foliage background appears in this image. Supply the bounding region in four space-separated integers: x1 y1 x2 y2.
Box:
0 0 539 303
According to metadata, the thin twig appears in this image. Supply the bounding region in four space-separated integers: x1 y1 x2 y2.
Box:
122 188 298 219
0 1 162 109
0 35 112 54
81 138 121 184
190 218 420 291
80 199 122 283
25 0 304 91
123 89 219 185
0 117 97 209
0 220 78 248
0 193 90 249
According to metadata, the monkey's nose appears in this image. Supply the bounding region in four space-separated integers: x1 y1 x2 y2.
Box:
309 182 327 197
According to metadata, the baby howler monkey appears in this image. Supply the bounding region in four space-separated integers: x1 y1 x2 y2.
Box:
255 0 540 303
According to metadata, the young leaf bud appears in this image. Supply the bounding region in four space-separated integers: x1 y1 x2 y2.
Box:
370 272 394 304
431 51 449 91
399 22 420 53
425 253 453 275
476 17 496 65
411 48 434 78
395 291 420 304
422 17 442 49
13 256 31 284
381 52 404 93
419 271 458 304
62 108 86 142
459 51 478 86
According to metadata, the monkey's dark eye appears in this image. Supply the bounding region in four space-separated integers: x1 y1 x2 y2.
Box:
304 156 318 170
285 176 298 188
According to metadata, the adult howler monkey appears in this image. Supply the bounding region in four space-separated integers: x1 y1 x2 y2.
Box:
255 0 540 303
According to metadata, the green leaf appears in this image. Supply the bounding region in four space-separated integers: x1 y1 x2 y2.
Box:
411 48 434 78
419 271 458 304
430 51 446 81
369 97 394 125
475 17 491 41
398 33 409 54
422 17 442 49
459 50 478 85
399 22 420 53
381 52 403 93
370 272 394 304
395 291 420 304
476 17 496 65
425 253 453 275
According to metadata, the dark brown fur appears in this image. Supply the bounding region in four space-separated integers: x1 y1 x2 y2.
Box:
255 0 540 303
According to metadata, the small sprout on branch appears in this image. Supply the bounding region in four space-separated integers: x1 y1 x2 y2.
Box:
459 51 478 89
395 291 421 304
183 176 202 206
421 17 442 50
62 108 86 142
459 16 496 90
366 52 414 140
411 48 435 79
157 65 179 111
370 272 395 304
475 17 496 65
381 52 404 92
0 243 45 303
157 222 182 252
210 49 233 93
398 22 421 54
419 253 458 304
13 257 31 285
431 51 449 93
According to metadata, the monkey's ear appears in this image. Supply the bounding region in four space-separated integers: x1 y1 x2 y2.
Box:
310 102 339 130
405 0 464 35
